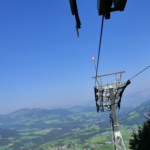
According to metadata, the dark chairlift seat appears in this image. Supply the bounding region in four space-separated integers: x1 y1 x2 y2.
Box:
97 0 127 19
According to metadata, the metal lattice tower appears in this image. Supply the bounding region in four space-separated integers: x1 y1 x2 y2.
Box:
93 71 130 150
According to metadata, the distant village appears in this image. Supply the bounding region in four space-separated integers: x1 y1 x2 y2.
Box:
49 130 131 150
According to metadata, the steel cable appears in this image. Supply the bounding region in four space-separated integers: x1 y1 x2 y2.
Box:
130 66 150 80
95 15 105 86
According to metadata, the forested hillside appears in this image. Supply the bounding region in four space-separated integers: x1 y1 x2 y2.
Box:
0 100 149 150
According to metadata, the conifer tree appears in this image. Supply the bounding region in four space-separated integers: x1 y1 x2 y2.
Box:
129 120 150 150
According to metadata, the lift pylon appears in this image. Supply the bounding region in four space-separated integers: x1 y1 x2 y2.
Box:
92 71 130 150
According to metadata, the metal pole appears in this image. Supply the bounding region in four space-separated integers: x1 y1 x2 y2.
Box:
109 88 126 150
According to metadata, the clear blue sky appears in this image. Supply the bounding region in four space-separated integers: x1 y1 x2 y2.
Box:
0 0 150 114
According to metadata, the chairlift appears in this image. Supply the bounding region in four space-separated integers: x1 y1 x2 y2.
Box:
97 0 127 19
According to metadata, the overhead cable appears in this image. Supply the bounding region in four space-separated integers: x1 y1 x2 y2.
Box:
130 66 150 80
95 15 105 85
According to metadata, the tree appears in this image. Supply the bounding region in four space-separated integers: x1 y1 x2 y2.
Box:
129 120 150 150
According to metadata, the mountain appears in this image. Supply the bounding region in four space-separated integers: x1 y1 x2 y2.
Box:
122 89 150 107
120 99 150 125
0 99 150 150
0 108 73 129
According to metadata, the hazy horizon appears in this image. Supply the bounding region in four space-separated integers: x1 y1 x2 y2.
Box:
1 88 150 115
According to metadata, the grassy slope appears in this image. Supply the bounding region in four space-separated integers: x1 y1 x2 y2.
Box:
0 100 149 150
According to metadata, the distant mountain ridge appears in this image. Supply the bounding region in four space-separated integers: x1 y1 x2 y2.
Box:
120 99 150 125
0 99 149 129
0 108 73 129
0 99 150 150
122 89 150 107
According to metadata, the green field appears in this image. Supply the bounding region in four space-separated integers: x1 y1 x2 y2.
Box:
0 100 149 150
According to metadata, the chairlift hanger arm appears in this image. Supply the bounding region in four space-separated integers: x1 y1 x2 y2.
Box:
69 0 81 36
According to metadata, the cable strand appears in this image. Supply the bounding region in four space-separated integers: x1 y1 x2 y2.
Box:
95 15 104 86
130 66 150 80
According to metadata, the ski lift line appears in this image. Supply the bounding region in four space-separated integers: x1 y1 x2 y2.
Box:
95 15 105 86
129 66 150 80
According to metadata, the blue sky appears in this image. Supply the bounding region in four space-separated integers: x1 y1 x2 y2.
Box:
0 0 150 114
